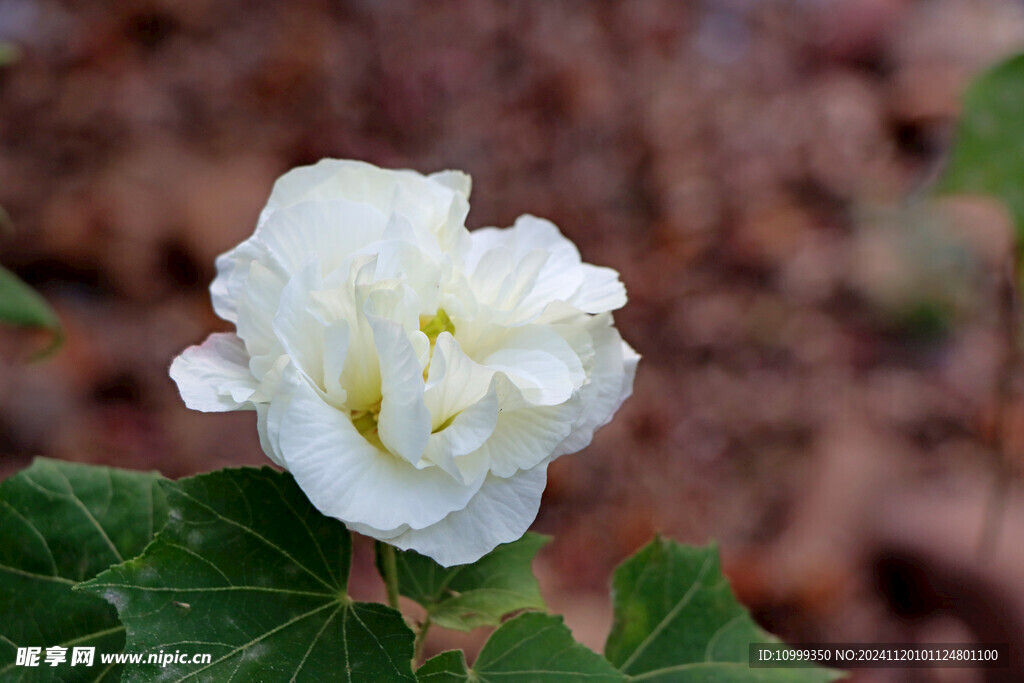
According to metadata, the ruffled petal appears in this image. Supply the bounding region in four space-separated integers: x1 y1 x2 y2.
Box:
261 159 399 218
262 159 472 259
459 323 585 407
320 320 350 405
170 333 257 412
424 333 495 426
364 288 432 465
272 264 326 388
427 169 471 199
210 236 265 323
384 465 549 567
235 260 287 363
472 374 580 478
553 315 638 458
276 371 486 531
422 380 500 483
466 215 626 318
255 401 287 466
259 199 389 277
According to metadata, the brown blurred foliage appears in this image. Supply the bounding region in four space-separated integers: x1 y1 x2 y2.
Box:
3 0 1024 677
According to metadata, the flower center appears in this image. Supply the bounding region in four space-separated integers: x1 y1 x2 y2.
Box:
351 399 383 448
419 307 455 382
419 308 455 343
352 309 458 450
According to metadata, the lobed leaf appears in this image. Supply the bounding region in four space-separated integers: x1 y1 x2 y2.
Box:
605 539 843 682
0 458 168 682
417 612 625 682
381 533 548 631
79 468 415 682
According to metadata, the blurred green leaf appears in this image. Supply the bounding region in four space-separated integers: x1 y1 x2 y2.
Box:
936 52 1024 244
0 41 19 67
0 265 63 357
605 540 843 681
0 458 169 682
80 468 416 682
380 532 548 631
416 612 625 682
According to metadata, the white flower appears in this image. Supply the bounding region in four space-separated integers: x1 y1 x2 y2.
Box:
171 159 638 566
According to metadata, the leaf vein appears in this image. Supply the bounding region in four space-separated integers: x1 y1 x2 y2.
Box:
619 553 714 672
172 601 337 682
172 487 334 592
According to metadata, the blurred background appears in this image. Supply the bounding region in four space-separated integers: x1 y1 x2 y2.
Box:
2 0 1024 679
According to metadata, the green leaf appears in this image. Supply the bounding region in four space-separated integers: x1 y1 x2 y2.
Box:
79 468 415 682
0 265 63 358
0 458 168 682
382 533 548 631
936 52 1024 242
605 540 843 682
0 42 18 67
416 612 625 682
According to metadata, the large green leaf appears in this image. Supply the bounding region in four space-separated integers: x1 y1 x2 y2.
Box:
79 468 415 682
936 52 1024 242
605 540 842 682
0 458 168 682
417 612 625 682
0 265 62 357
381 533 548 631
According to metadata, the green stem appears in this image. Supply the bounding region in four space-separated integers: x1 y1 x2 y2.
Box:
413 615 431 666
380 542 401 611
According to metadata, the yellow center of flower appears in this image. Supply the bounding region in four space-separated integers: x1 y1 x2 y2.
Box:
351 399 383 449
350 310 458 448
419 308 455 343
350 409 378 435
419 308 455 382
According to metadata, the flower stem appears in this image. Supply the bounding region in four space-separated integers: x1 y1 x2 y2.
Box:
380 542 401 611
413 615 431 665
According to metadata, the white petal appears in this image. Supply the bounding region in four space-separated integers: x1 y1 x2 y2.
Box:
424 333 495 427
474 325 585 406
277 372 485 531
309 274 383 411
346 520 409 541
472 374 580 478
272 264 326 388
249 354 289 404
620 338 640 403
554 318 639 458
428 169 472 199
210 236 265 323
262 159 472 259
170 333 257 412
385 465 548 567
572 264 628 313
391 176 470 257
482 349 574 406
262 159 398 217
259 199 389 276
235 260 287 362
364 289 432 465
466 215 626 317
255 402 287 466
370 237 443 312
422 379 500 483
320 320 350 405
